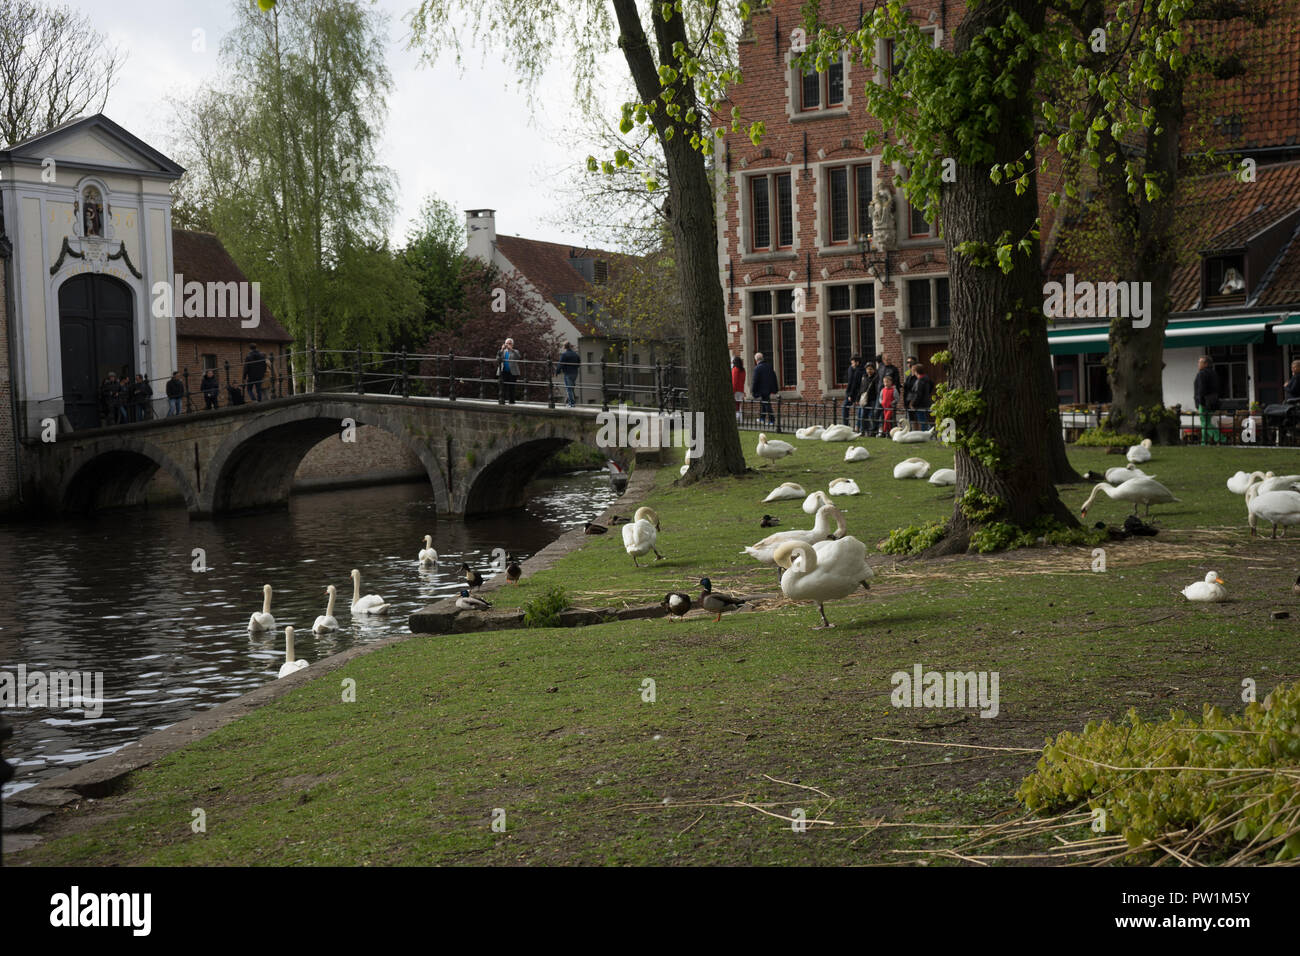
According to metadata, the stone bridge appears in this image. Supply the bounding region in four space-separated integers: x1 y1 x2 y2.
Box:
29 393 647 518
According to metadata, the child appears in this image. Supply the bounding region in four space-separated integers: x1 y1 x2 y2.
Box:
879 374 897 437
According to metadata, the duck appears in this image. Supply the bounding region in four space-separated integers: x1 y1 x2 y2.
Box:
820 424 856 441
828 477 860 496
743 504 848 572
890 422 937 443
458 562 485 589
928 468 957 486
1080 477 1178 518
699 577 747 621
1126 438 1153 463
418 534 438 568
757 433 795 464
764 482 806 502
505 558 522 585
584 521 609 535
661 591 692 619
795 425 825 439
760 514 781 528
773 537 875 629
622 506 664 566
844 445 870 462
349 568 391 614
802 490 832 514
1106 464 1147 485
455 589 492 611
1181 571 1227 603
609 515 632 524
277 626 309 678
312 585 339 633
1246 489 1300 538
1226 470 1267 495
893 457 931 479
247 584 275 633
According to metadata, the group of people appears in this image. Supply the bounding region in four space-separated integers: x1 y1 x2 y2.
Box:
98 371 154 425
496 339 583 407
733 351 934 437
96 343 270 426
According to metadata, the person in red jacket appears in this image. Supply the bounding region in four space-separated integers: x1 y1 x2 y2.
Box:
879 374 898 437
731 356 746 422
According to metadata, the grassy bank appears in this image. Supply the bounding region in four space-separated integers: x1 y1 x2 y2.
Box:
14 436 1299 865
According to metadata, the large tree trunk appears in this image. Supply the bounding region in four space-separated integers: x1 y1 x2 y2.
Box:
930 0 1078 554
613 0 747 479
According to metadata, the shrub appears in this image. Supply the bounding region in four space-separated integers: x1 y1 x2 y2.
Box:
1073 427 1141 448
881 520 947 555
522 585 570 628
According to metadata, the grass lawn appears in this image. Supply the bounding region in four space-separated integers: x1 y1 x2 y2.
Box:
14 436 1300 865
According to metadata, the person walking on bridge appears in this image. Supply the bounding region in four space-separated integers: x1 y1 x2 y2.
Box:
559 342 580 407
498 338 521 404
243 343 267 402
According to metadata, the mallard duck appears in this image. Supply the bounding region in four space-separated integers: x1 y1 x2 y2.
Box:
1181 571 1227 603
828 477 860 496
312 585 339 633
458 562 485 589
248 584 275 633
1080 477 1177 518
743 504 847 574
760 514 781 527
773 537 875 628
506 559 522 585
699 577 747 621
802 489 832 514
844 446 870 462
1246 489 1300 538
661 591 692 619
584 521 609 535
1126 438 1153 463
418 534 438 568
277 625 309 679
892 457 931 479
349 569 391 614
622 506 664 566
757 433 795 464
455 589 492 611
928 468 956 486
820 424 856 441
763 482 806 502
795 425 825 439
609 515 631 524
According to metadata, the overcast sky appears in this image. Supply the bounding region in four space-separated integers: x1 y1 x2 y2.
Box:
76 0 624 250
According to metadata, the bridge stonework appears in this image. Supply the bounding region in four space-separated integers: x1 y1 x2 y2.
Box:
30 395 628 518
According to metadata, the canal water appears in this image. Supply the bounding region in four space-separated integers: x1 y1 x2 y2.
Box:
0 471 620 797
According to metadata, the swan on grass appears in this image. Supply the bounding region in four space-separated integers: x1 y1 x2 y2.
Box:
1226 470 1266 495
349 568 391 615
890 422 937 443
1255 473 1300 495
622 506 664 566
764 482 806 502
1246 489 1300 538
1126 438 1153 463
1080 477 1177 518
743 504 847 572
928 468 956 486
828 477 860 496
773 537 874 629
802 490 832 514
277 626 309 679
312 585 339 633
893 457 931 479
757 433 795 464
1106 464 1148 485
844 446 870 462
1181 571 1227 603
248 584 275 633
418 534 438 568
795 425 825 440
820 424 855 442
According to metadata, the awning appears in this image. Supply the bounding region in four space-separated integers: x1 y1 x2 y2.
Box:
1048 325 1110 355
1047 315 1279 355
1274 313 1300 345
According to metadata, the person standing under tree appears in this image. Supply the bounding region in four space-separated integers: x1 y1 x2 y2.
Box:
559 342 580 407
878 374 898 437
843 355 865 427
910 365 934 428
858 361 879 435
1193 355 1224 445
731 356 746 423
751 352 779 427
498 338 521 404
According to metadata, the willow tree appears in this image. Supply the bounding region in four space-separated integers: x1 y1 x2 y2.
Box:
408 0 749 480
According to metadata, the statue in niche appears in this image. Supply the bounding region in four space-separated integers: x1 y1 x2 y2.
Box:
870 184 896 250
82 188 103 237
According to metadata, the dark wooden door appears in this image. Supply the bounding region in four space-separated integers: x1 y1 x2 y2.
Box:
59 275 135 430
916 341 950 387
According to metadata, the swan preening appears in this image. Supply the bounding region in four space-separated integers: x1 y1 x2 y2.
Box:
248 584 275 633
1226 470 1266 495
1181 571 1227 603
893 457 931 479
757 433 795 464
418 535 438 568
743 504 847 570
928 468 957 486
773 537 874 628
795 425 825 439
844 446 870 462
1246 489 1300 537
890 423 937 443
623 506 664 566
803 490 832 514
1080 477 1178 517
1107 464 1147 485
277 626 309 679
828 477 860 496
1126 438 1153 463
764 482 806 502
312 585 339 633
820 424 855 442
350 568 391 615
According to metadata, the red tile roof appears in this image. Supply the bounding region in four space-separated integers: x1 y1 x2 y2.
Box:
171 229 292 343
494 234 633 336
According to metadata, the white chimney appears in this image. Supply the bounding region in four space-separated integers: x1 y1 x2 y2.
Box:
465 208 497 263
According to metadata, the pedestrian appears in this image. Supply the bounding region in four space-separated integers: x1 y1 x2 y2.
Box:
731 356 746 423
910 364 934 428
879 374 898 437
859 361 879 435
843 355 865 427
117 368 131 423
243 343 267 402
100 372 121 427
874 354 898 437
133 373 152 422
1286 358 1300 400
498 337 521 404
751 351 779 427
166 371 184 417
903 357 920 426
559 342 580 407
1193 355 1223 445
201 368 219 410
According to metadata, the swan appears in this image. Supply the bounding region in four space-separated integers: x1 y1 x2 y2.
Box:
743 504 847 570
622 506 664 566
506 559 522 585
248 584 275 633
890 423 937 443
455 589 492 611
828 477 860 496
893 457 931 479
699 578 747 621
1226 470 1266 495
1107 464 1148 485
802 490 832 514
418 534 438 568
795 425 825 439
773 537 875 629
662 591 692 619
1181 571 1227 603
1255 474 1300 495
757 433 795 464
764 482 806 502
1247 489 1300 537
1080 478 1178 518
1126 438 1153 463
349 568 391 615
679 444 691 477
928 468 956 486
844 446 870 462
277 626 309 679
312 585 339 633
820 424 856 441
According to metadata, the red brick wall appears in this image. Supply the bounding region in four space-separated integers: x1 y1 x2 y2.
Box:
176 336 293 405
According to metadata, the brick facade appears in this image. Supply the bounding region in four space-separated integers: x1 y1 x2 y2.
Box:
175 336 294 409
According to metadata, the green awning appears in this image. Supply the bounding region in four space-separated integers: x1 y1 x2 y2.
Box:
1048 315 1278 354
1048 325 1113 355
1274 314 1300 345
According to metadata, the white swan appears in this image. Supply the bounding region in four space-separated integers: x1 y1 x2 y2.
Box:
820 424 856 442
1226 470 1266 495
893 457 931 479
622 506 664 566
1126 438 1153 463
349 568 391 615
757 433 795 464
418 534 438 568
743 504 847 568
763 482 806 502
277 626 309 679
1247 489 1300 538
928 468 956 486
773 537 875 628
1181 571 1227 603
828 477 860 496
844 446 870 462
248 584 275 633
802 490 832 514
312 585 339 633
1080 477 1177 517
1107 464 1148 485
795 425 825 439
679 444 691 477
891 423 937 443
1256 473 1300 494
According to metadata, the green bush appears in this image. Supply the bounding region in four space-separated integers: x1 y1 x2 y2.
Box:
522 585 571 628
1073 427 1142 448
881 521 947 555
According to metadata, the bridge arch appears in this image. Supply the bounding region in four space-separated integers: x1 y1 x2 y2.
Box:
57 436 200 514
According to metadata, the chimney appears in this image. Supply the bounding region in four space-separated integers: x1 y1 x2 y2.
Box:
465 208 497 263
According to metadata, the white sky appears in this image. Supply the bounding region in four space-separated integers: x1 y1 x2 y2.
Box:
74 0 625 250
